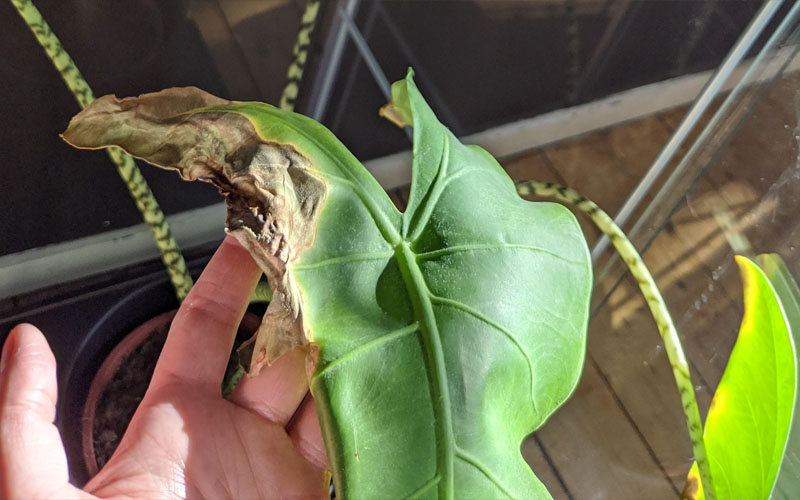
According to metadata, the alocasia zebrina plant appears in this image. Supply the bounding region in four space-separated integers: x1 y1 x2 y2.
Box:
62 70 593 499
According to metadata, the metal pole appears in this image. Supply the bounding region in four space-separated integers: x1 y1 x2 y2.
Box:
329 2 380 133
337 4 392 101
337 4 412 140
308 0 360 121
590 0 785 263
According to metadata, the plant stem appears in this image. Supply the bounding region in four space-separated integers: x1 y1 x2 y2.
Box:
220 284 271 398
279 0 321 111
517 180 716 500
250 282 274 304
11 0 193 301
222 366 245 399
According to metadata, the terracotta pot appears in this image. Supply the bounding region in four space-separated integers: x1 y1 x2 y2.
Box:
80 309 261 478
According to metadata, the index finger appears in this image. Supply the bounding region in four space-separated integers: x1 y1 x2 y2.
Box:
152 235 262 389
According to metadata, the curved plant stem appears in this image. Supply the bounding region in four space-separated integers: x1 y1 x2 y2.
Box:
250 281 274 304
279 0 321 112
220 284 271 399
11 0 193 301
516 180 716 500
222 366 245 400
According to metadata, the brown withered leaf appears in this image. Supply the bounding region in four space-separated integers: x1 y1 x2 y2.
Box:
62 87 326 376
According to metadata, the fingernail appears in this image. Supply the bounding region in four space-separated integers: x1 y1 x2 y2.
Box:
0 327 17 375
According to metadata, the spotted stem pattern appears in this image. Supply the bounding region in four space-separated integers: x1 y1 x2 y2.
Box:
516 180 716 500
11 0 193 301
279 0 321 112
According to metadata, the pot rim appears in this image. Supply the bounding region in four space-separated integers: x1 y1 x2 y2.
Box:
81 309 177 478
80 310 262 478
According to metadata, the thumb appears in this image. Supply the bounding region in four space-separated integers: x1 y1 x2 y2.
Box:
0 324 89 499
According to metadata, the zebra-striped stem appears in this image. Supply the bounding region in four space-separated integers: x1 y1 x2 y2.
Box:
279 0 321 112
11 0 193 301
516 180 715 500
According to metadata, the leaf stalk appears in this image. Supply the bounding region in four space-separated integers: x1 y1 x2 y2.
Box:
10 0 193 301
517 180 716 500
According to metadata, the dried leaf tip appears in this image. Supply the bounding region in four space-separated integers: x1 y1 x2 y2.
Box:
61 87 328 376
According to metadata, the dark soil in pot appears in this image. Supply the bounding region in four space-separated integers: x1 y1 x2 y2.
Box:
82 310 261 477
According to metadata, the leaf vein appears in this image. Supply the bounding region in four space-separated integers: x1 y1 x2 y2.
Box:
406 475 441 500
455 447 515 499
292 250 394 270
312 170 401 245
407 132 449 242
415 243 583 264
311 323 420 382
430 295 538 417
439 166 486 190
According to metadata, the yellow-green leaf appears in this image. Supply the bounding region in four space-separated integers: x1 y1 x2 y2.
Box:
685 255 797 500
759 254 800 499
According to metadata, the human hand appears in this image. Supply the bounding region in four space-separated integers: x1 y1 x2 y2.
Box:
0 236 328 499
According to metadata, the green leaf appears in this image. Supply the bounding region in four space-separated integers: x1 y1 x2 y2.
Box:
685 255 797 500
758 255 800 499
62 73 593 499
298 71 592 498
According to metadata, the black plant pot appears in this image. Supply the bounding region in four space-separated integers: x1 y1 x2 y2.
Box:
57 273 265 487
58 278 178 486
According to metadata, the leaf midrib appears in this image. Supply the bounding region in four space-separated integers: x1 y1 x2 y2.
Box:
255 105 502 497
395 241 455 499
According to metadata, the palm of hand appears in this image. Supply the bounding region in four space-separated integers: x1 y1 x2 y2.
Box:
88 376 326 499
0 238 328 500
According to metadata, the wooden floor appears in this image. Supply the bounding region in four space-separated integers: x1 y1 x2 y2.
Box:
389 74 800 499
